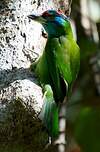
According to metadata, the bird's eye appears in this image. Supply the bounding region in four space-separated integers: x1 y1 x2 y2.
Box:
57 9 63 15
48 10 53 14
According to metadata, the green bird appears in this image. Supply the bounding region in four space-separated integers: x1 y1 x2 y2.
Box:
28 10 80 139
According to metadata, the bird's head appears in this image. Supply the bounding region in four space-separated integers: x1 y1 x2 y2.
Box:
28 10 72 37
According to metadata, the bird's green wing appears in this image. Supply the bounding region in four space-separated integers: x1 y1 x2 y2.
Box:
44 38 68 101
53 36 80 86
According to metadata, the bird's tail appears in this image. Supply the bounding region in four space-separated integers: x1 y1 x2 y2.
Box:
39 85 59 138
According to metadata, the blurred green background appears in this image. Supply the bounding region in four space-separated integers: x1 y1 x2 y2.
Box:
67 0 100 151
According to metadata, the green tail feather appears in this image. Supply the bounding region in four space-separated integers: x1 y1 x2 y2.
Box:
39 85 59 137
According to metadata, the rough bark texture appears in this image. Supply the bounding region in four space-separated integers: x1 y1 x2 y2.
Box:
0 0 72 151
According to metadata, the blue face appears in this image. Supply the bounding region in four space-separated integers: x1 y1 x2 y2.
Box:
42 10 70 37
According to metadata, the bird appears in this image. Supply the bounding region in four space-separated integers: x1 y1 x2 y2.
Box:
28 10 80 140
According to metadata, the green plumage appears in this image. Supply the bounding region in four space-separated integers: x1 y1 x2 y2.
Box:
36 35 80 101
39 85 59 137
28 10 80 138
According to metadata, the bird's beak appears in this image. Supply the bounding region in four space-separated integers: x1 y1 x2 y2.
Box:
28 14 46 24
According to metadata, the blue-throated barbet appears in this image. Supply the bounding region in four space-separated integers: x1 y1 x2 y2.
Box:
28 10 80 138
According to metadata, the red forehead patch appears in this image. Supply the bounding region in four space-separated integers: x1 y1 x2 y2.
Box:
42 10 64 18
42 11 51 17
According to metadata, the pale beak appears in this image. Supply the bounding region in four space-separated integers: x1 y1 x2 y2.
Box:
28 14 46 24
